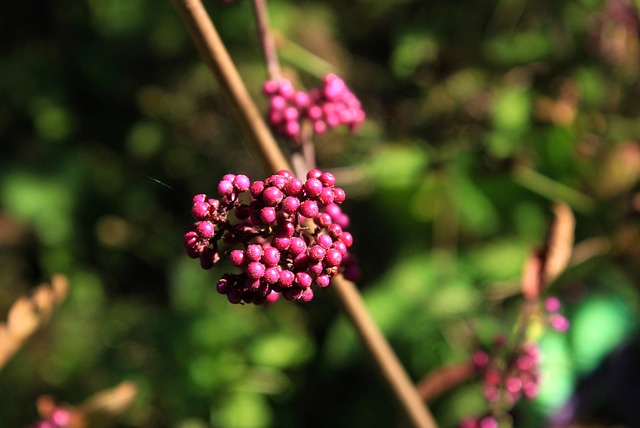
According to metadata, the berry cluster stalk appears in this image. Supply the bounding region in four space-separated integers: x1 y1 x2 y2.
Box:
171 1 438 426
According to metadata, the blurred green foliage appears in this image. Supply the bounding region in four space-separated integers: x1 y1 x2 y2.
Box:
2 0 640 426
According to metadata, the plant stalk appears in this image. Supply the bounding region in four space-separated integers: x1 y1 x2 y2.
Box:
172 0 290 174
251 0 281 80
172 1 437 426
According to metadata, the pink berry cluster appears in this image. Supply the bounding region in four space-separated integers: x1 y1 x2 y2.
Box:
473 342 541 405
544 296 570 332
183 169 358 305
29 408 70 428
459 415 499 428
263 73 366 142
460 342 540 427
459 340 541 428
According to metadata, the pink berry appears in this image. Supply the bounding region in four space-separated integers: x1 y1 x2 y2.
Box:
309 245 327 261
217 179 234 196
247 261 266 279
263 186 284 206
333 187 346 204
279 270 294 287
289 237 307 255
316 274 331 288
300 200 319 218
261 246 281 266
250 180 265 198
304 178 323 197
320 172 336 187
295 272 313 288
233 174 251 192
306 169 322 180
284 177 304 196
282 196 301 213
246 244 263 261
260 206 277 224
272 234 291 251
196 221 215 239
263 267 280 284
325 248 343 267
316 234 333 249
230 249 245 267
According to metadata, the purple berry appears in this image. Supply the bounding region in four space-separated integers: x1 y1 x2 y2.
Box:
250 180 265 198
340 231 353 247
295 272 313 288
304 178 323 197
316 275 331 288
284 177 304 196
315 213 332 228
300 200 319 218
324 248 343 267
316 234 333 249
307 169 322 180
196 221 215 239
227 288 243 304
246 244 263 261
272 234 291 251
233 174 251 192
332 240 347 255
261 246 281 266
192 201 210 220
298 287 314 302
217 179 234 196
309 245 327 261
247 261 266 279
277 169 293 179
309 262 324 276
320 172 336 187
263 186 284 206
289 237 307 255
264 267 280 284
230 249 245 267
260 206 277 224
318 187 335 205
282 196 301 213
333 187 346 204
279 270 294 287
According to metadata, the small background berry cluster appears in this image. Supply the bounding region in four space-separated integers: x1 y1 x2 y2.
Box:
30 407 70 428
183 169 358 305
263 73 365 142
461 341 541 428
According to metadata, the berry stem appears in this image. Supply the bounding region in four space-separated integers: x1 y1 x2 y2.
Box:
251 0 281 80
331 274 439 428
173 2 437 426
171 0 290 174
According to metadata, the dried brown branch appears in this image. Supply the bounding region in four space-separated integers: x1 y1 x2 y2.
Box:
521 202 575 300
0 274 68 370
416 361 476 403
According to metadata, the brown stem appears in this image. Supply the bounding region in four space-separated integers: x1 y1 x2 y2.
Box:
251 0 281 80
172 2 437 426
171 0 290 174
332 275 438 427
0 274 68 371
416 361 476 402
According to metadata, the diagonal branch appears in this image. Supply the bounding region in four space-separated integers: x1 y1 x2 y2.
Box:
171 1 438 426
172 0 290 174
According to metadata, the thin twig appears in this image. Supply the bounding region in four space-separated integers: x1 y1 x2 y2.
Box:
251 0 281 80
0 274 68 370
172 0 290 174
172 1 437 426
